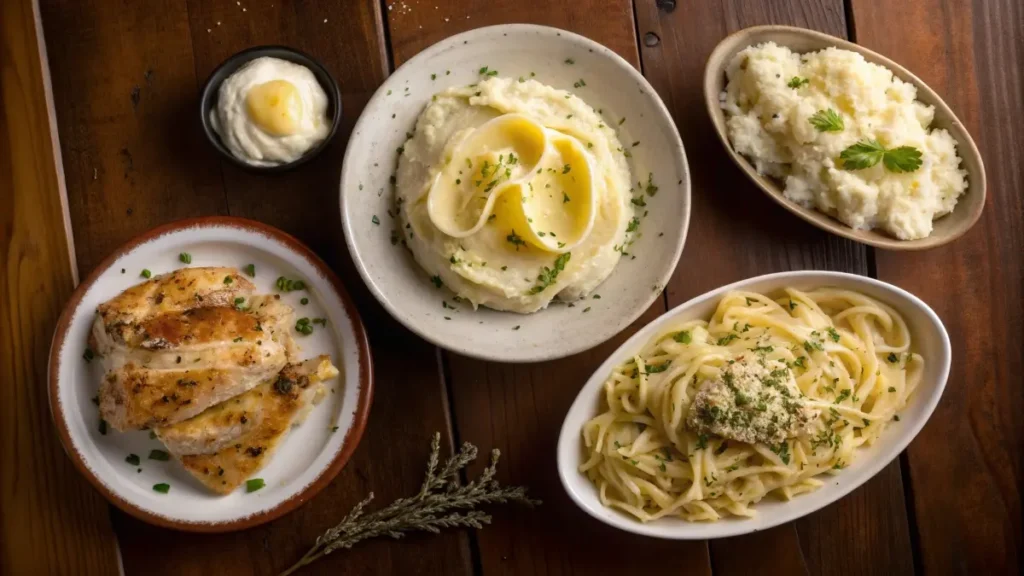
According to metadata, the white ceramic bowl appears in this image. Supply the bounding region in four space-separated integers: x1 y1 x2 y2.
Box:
49 217 373 532
557 271 950 539
341 24 690 362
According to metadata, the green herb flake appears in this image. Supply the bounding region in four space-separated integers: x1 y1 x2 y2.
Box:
246 478 266 493
83 348 95 363
223 275 233 285
152 483 171 494
140 269 152 279
887 352 899 363
243 263 256 277
125 454 140 466
178 252 192 264
430 275 444 289
148 449 170 461
673 331 692 344
788 76 810 88
300 297 309 305
809 108 844 132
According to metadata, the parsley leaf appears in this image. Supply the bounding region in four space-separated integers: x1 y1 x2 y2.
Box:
529 252 571 294
809 109 844 132
788 76 810 88
883 145 924 173
673 330 691 344
839 139 886 170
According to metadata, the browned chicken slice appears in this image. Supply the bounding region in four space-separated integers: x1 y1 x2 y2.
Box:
154 356 339 494
97 267 255 343
94 270 296 431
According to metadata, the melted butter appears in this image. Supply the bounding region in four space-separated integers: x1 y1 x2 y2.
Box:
245 80 303 136
427 113 596 254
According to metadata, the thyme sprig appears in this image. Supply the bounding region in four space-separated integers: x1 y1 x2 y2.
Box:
280 433 539 575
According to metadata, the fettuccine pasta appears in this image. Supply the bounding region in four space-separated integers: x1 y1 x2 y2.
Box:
579 287 922 522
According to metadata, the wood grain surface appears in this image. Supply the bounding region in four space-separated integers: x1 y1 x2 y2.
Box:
850 0 1024 573
0 0 120 574
10 0 1022 573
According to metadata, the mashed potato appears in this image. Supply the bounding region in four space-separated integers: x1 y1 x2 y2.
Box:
721 42 967 240
396 77 633 313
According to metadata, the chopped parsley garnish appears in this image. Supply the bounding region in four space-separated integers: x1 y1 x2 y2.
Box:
275 276 306 292
573 78 587 88
148 449 170 461
645 361 671 374
582 307 591 313
631 196 647 207
564 58 575 65
295 317 314 335
234 296 246 310
789 300 798 310
835 389 851 403
626 217 640 233
673 331 692 344
300 297 309 305
125 454 140 466
83 348 95 362
243 263 255 277
840 140 923 173
140 269 152 279
245 478 266 493
827 327 841 342
887 352 899 363
792 356 807 369
513 325 521 331
563 192 571 203
788 76 810 88
696 434 709 450
478 66 498 77
770 442 791 464
530 253 571 294
371 215 380 225
809 108 844 132
430 275 443 288
223 275 233 285
232 336 243 343
644 172 658 196
888 386 897 393
562 163 571 174
178 252 191 264
506 230 527 251
152 483 170 494
717 334 739 346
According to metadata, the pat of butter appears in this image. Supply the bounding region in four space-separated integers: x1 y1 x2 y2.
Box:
426 113 596 254
245 79 303 136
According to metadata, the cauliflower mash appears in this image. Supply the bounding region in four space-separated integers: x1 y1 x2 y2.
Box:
721 42 967 240
210 57 330 166
395 77 634 313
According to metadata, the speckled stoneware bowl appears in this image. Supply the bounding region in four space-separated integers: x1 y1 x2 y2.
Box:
340 24 690 362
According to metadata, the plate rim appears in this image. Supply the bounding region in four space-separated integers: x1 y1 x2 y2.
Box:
556 269 951 539
340 22 691 363
47 215 374 532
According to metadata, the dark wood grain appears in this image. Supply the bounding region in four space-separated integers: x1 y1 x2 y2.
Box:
39 0 470 574
0 1 121 573
850 0 1023 573
383 2 714 574
633 1 914 575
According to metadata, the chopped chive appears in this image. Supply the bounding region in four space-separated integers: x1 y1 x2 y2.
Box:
178 252 192 264
245 478 266 493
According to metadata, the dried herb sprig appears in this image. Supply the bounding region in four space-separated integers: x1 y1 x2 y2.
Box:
280 433 539 575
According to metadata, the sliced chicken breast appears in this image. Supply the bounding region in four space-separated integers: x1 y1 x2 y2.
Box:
154 356 339 494
94 270 296 431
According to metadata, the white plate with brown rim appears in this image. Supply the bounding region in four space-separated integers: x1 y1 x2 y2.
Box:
341 24 690 362
48 216 373 532
704 25 986 250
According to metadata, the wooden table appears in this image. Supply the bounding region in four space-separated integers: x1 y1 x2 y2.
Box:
3 0 1020 574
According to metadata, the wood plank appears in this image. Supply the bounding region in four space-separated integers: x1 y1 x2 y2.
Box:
850 0 1024 572
384 2 713 574
0 0 120 573
633 1 914 574
39 0 470 573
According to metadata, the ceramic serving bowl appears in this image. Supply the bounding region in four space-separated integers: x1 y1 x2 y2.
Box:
704 25 986 250
49 217 372 532
557 270 950 539
200 45 342 173
341 24 690 362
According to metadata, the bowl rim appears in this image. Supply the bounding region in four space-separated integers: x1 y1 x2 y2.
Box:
703 24 987 250
556 269 951 539
47 216 374 532
339 23 691 362
199 45 343 173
